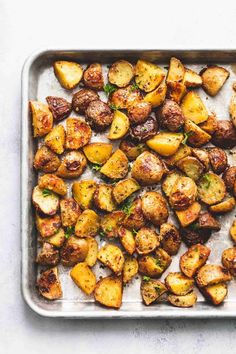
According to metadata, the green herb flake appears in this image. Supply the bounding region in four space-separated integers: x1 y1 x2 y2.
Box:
103 83 117 96
65 226 75 239
202 174 211 189
130 83 139 91
182 131 193 145
119 197 134 216
132 229 138 236
109 103 120 111
89 163 101 172
143 276 151 282
42 189 52 197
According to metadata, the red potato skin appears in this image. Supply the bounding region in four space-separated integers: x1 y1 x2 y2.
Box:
156 99 185 132
208 148 228 174
46 96 72 121
72 89 99 114
85 100 113 131
130 116 158 142
212 120 236 149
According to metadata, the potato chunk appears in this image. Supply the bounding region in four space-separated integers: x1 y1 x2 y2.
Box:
36 243 59 266
192 148 210 171
118 226 136 254
201 65 229 96
135 60 165 92
46 96 71 121
65 118 92 150
54 61 83 89
180 244 210 278
162 170 183 197
46 228 65 248
60 236 88 267
175 201 201 228
33 145 60 173
112 178 140 204
75 210 100 238
221 247 236 276
209 197 235 214
108 60 134 87
122 198 146 230
166 57 185 84
56 151 87 179
138 248 171 277
101 211 125 238
108 110 130 140
169 176 197 210
141 279 167 305
29 100 53 137
208 147 228 174
37 267 62 300
45 125 65 154
176 156 204 181
212 120 236 149
83 63 104 90
38 174 67 196
109 85 142 109
230 220 236 243
83 143 113 165
94 184 117 212
60 198 81 227
165 272 194 295
229 92 236 128
94 276 123 309
123 256 138 284
98 244 124 274
165 144 192 167
181 92 208 124
32 186 59 216
198 211 221 231
146 132 183 157
144 80 167 108
72 180 97 210
135 227 159 255
168 292 197 308
184 119 211 147
160 223 181 255
183 68 202 88
196 264 232 288
36 213 61 238
85 238 98 267
141 191 169 226
201 283 228 305
119 140 147 161
199 113 218 135
70 262 96 295
197 172 226 205
100 149 129 180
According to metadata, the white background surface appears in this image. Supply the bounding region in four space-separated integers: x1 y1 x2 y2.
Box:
1 0 236 353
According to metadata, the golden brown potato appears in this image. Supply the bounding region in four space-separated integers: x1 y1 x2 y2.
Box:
208 147 228 174
131 151 165 186
112 178 140 204
199 113 218 135
108 110 130 140
169 176 197 210
175 201 201 227
128 101 152 125
156 99 185 132
130 116 158 142
98 244 124 274
159 223 181 255
37 267 62 300
135 60 165 92
44 125 65 155
176 156 204 181
166 81 186 104
72 89 99 114
109 85 142 109
72 180 97 210
32 186 59 216
122 198 146 230
119 139 147 161
36 213 61 238
147 132 183 157
100 149 129 180
138 248 172 277
168 292 197 308
230 219 236 243
197 172 226 205
36 243 59 266
209 197 236 214
183 68 202 87
144 80 167 108
29 100 53 138
229 92 236 128
75 209 100 238
65 118 91 150
33 146 60 173
166 57 185 84
46 228 65 248
94 184 117 212
135 227 159 255
83 143 113 165
54 61 83 89
181 92 208 124
83 63 104 90
141 191 169 226
165 272 194 295
184 119 211 147
85 100 113 131
94 276 123 309
56 151 87 179
191 148 210 171
46 96 72 121
222 247 236 276
223 166 236 192
60 236 88 266
108 60 134 87
162 170 182 197
60 198 81 227
196 264 232 288
70 262 96 295
141 278 167 305
165 145 191 167
85 238 98 267
180 244 210 278
118 226 136 254
100 211 125 238
123 256 138 284
180 228 211 247
38 174 67 196
212 120 236 149
201 65 229 96
201 283 228 305
198 211 221 231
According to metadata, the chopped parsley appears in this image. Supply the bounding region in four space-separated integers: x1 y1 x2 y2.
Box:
109 103 120 111
65 226 75 239
143 276 151 282
103 83 117 96
182 131 193 145
202 174 211 188
42 189 52 197
89 163 101 172
130 83 139 91
132 229 138 236
119 197 134 216
99 230 106 239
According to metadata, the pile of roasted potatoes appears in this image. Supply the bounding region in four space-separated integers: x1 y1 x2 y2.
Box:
30 57 236 309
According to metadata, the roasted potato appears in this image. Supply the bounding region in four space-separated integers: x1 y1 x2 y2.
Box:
38 174 67 196
100 211 125 238
138 248 171 277
168 292 197 308
230 219 236 243
181 92 208 124
85 100 113 131
72 180 97 210
162 170 183 197
144 80 167 108
85 237 98 267
180 244 210 277
229 92 236 128
209 197 236 214
141 191 169 226
160 223 181 255
176 156 204 181
113 178 140 204
199 113 218 135
135 60 165 92
146 132 183 157
118 226 136 254
36 243 59 266
180 227 211 247
75 209 100 238
119 139 147 161
130 115 158 142
109 85 142 109
36 213 61 238
128 101 152 125
222 247 236 276
97 244 124 274
94 184 117 212
165 272 194 295
197 172 226 205
56 151 87 179
212 120 236 149
166 57 185 84
108 110 130 140
65 118 91 150
108 60 134 87
222 166 236 192
184 119 211 147
32 186 59 216
94 276 123 309
46 96 72 121
37 267 62 300
175 201 201 227
166 81 186 104
44 125 65 155
29 100 53 138
83 63 104 90
72 89 99 114
54 61 83 89
135 227 159 255
131 151 165 186
141 278 167 305
169 176 197 210
122 198 146 230
70 262 96 295
196 264 232 288
46 228 65 248
201 65 229 96
201 283 228 305
123 256 138 284
83 143 113 165
33 145 60 173
156 99 185 132
198 211 221 231
183 68 202 88
208 147 228 174
100 149 129 180
60 198 81 227
191 148 210 171
165 144 192 167
60 236 88 266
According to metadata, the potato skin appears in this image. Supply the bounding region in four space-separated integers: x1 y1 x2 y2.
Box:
222 247 236 276
101 211 125 238
36 243 59 266
119 139 147 161
168 292 197 308
108 60 134 88
156 99 185 132
165 272 194 295
197 172 226 205
94 184 117 212
222 166 236 191
56 151 87 179
32 186 59 216
201 65 229 96
72 89 99 114
60 236 88 267
199 113 218 135
94 276 123 309
122 198 146 230
38 174 67 196
141 279 167 305
208 147 228 174
160 223 181 255
212 120 236 149
83 63 104 90
180 244 210 277
196 264 232 288
180 228 211 247
198 211 221 231
169 176 197 210
36 213 61 238
29 100 53 137
33 146 60 173
135 227 159 255
184 119 211 147
85 100 113 131
65 117 92 150
138 248 171 277
141 191 169 226
130 116 158 142
46 96 72 121
60 198 81 227
100 149 129 180
37 267 62 300
118 227 136 254
109 85 142 109
54 61 83 89
128 101 152 125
